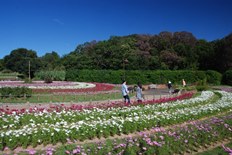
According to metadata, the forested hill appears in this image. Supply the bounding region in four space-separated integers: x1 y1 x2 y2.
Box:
62 31 232 73
1 31 232 76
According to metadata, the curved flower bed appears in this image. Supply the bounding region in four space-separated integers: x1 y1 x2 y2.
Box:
0 81 95 89
35 83 116 94
0 92 193 115
1 91 232 151
59 112 232 155
0 81 115 93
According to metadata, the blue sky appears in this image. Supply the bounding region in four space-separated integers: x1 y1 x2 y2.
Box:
0 0 231 59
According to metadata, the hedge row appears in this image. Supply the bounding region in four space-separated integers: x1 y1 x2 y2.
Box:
0 87 32 98
66 69 222 85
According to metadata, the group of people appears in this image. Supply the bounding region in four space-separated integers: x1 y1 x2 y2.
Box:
121 80 143 104
122 79 187 104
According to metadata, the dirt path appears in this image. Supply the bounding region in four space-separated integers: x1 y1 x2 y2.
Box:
0 89 170 110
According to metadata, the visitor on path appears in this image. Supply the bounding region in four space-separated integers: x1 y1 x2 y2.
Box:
121 80 130 104
167 81 172 94
136 82 143 103
182 79 186 87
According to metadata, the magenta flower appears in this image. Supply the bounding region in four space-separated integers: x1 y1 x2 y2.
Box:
222 144 232 153
27 149 36 155
153 141 162 147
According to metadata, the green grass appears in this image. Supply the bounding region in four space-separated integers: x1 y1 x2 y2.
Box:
0 92 124 103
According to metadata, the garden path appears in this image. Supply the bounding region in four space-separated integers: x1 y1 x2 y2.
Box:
0 88 171 110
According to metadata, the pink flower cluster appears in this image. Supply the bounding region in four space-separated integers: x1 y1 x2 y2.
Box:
32 83 115 93
0 92 193 115
0 81 115 93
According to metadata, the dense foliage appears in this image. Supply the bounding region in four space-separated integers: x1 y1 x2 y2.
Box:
61 32 232 72
66 69 221 85
0 31 231 80
35 70 66 83
222 70 232 86
0 87 32 98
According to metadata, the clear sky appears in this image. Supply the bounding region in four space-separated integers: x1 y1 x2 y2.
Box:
0 0 231 59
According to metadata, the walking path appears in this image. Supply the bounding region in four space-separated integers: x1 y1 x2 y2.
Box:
0 88 171 110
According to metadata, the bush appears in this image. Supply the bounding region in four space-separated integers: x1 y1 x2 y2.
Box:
222 70 232 86
24 78 32 83
196 78 209 91
35 70 66 82
0 87 32 98
205 70 222 85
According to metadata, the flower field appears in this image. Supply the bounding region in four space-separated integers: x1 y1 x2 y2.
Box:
0 81 117 103
0 81 115 94
0 90 232 154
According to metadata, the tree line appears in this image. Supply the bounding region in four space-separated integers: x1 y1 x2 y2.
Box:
0 31 231 79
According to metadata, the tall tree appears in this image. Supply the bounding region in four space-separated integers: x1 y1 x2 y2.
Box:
160 50 184 70
0 59 4 71
193 40 215 70
172 31 197 47
40 51 61 70
3 48 41 78
214 33 232 72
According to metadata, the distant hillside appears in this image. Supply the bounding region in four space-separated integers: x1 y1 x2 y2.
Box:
1 31 231 76
62 31 232 73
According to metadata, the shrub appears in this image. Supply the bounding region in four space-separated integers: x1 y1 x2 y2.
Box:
35 70 66 82
222 70 232 86
196 78 209 91
24 78 32 83
205 70 222 85
0 87 32 98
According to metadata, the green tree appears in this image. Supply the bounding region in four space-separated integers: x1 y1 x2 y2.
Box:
0 59 4 71
40 51 61 70
193 39 215 70
214 33 232 73
160 50 184 70
3 48 41 78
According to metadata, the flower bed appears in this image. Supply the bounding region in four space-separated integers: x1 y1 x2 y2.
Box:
0 81 95 89
32 83 115 94
54 112 232 155
0 92 193 115
1 91 232 151
0 81 115 93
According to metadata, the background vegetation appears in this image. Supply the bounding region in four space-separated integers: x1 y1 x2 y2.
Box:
0 31 231 85
66 69 222 85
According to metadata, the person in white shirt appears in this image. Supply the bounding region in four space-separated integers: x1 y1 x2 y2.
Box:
136 82 143 103
121 80 130 104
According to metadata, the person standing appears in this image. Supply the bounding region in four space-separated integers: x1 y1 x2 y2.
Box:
167 81 172 94
136 82 143 103
121 81 130 104
182 79 186 87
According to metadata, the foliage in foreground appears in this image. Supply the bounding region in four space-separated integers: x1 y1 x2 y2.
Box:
1 90 232 152
16 112 232 155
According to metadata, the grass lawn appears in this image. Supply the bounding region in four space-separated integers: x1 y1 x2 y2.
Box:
0 92 124 103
